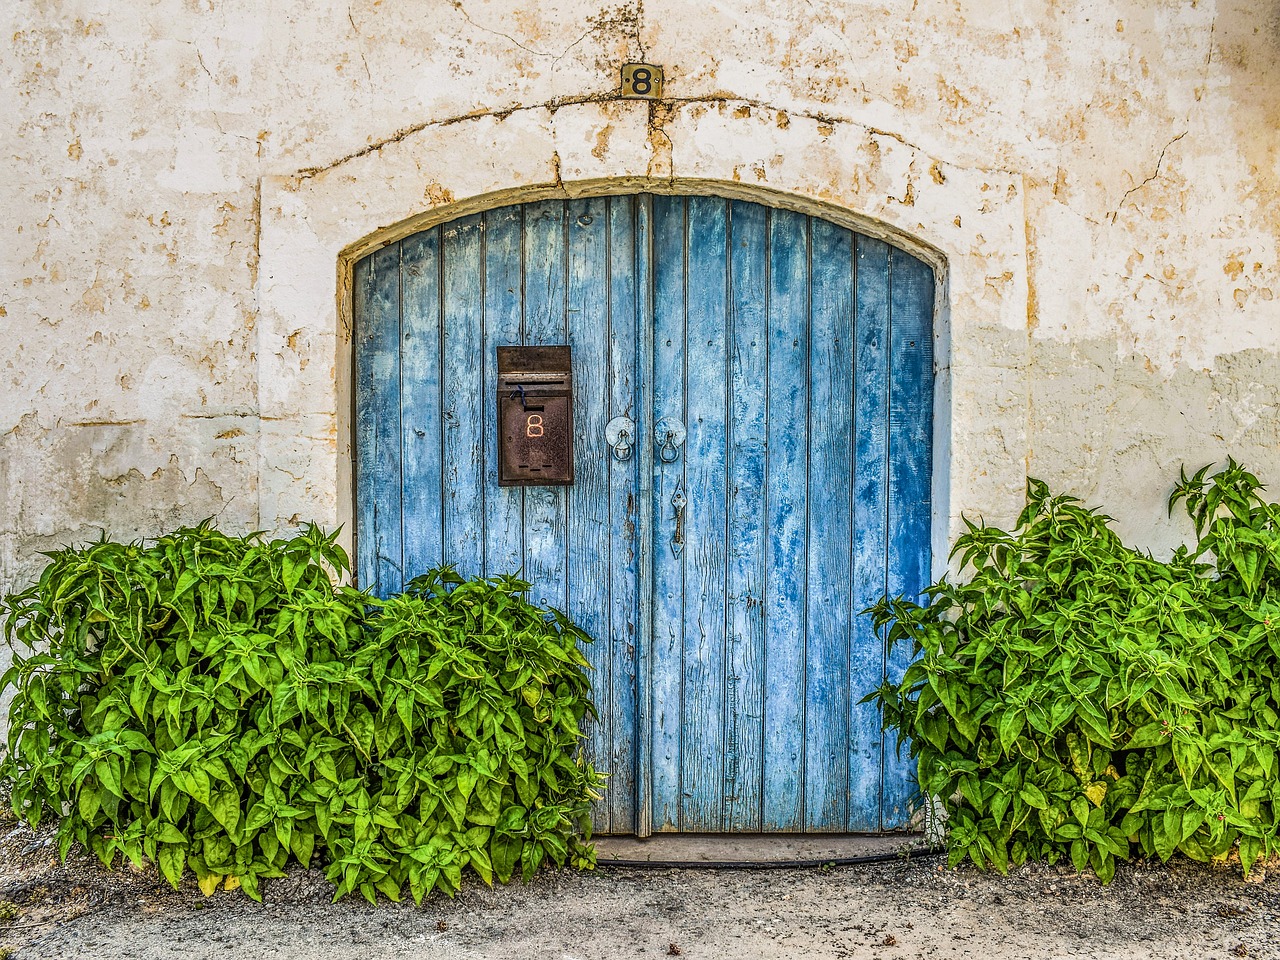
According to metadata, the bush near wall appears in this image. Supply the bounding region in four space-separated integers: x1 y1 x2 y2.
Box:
0 523 601 903
871 461 1280 882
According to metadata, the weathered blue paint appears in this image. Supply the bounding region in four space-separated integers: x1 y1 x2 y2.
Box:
606 195 643 835
354 244 403 597
761 208 810 831
565 196 612 826
681 196 730 830
724 199 769 832
884 248 936 828
481 206 526 578
649 196 687 830
400 231 444 581
633 196 656 836
352 195 935 835
805 217 855 832
440 215 485 576
850 236 893 831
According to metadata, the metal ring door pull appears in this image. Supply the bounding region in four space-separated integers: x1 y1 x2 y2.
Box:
605 416 636 462
655 417 686 463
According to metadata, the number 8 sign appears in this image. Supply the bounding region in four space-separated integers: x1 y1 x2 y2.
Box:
621 63 665 99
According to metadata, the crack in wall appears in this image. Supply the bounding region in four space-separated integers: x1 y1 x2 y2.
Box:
1109 131 1187 223
293 92 1018 183
348 7 372 84
451 0 566 59
645 100 675 182
634 0 647 60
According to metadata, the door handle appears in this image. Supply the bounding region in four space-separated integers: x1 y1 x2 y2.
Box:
605 416 636 462
655 417 686 463
671 485 686 558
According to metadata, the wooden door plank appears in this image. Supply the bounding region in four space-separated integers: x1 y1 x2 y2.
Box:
884 248 935 829
634 195 656 837
565 196 613 833
850 236 892 831
608 195 642 834
481 206 526 578
353 252 376 593
400 230 444 584
761 208 809 831
680 196 730 831
649 194 687 831
724 199 768 832
354 243 404 596
440 215 486 577
521 200 570 610
804 218 854 832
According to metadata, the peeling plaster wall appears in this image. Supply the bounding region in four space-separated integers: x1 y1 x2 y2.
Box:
4 0 1278 605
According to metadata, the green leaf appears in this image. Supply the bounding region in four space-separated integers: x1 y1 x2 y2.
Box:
1172 739 1202 787
209 787 241 835
95 758 124 800
290 825 316 868
997 708 1025 756
491 835 521 884
78 787 101 823
158 843 186 890
345 704 376 760
1121 722 1166 750
1018 783 1048 810
1071 796 1090 827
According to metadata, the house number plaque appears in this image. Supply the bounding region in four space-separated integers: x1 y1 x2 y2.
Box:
621 63 664 99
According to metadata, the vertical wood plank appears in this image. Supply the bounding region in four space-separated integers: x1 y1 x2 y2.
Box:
634 195 656 837
850 235 892 831
608 195 642 834
761 208 809 831
724 200 768 832
354 253 376 593
522 201 570 610
481 206 525 578
680 196 729 831
884 248 935 828
649 194 687 830
354 243 403 596
440 215 486 577
564 196 612 833
804 218 854 831
400 230 444 583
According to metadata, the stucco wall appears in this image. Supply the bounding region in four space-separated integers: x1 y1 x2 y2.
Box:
4 0 1278 605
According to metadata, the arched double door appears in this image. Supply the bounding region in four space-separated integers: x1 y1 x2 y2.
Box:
354 194 934 834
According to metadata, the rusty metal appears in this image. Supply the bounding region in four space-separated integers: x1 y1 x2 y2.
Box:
497 345 574 486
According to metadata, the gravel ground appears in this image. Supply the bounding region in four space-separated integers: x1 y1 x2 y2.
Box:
0 822 1277 959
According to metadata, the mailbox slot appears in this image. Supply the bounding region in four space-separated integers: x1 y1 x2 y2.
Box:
497 346 574 486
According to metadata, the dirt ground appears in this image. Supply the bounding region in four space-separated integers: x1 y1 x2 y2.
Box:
0 823 1278 960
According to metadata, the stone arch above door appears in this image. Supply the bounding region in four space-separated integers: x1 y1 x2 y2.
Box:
256 97 1031 569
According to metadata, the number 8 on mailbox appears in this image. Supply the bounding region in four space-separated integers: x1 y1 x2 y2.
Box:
496 346 574 486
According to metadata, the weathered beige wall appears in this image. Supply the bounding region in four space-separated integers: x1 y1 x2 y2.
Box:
3 0 1278 606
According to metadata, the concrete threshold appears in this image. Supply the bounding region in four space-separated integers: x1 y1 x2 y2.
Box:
593 832 934 867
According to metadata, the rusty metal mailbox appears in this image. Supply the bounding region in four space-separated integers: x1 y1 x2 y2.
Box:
497 345 574 486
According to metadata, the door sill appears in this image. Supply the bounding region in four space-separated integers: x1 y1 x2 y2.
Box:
593 832 932 867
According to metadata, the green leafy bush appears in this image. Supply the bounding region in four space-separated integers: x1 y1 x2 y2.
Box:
870 461 1280 882
322 568 601 902
0 522 600 903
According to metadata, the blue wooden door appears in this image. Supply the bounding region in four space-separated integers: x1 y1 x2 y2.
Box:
354 195 934 834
